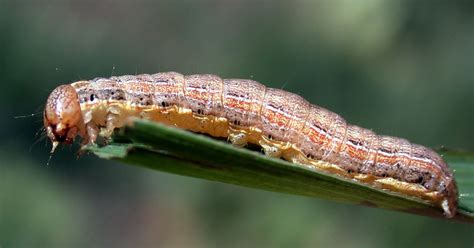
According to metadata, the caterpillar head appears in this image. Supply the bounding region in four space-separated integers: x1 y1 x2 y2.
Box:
44 85 86 152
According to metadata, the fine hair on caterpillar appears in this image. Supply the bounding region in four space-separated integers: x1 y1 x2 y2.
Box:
43 72 458 218
14 109 55 165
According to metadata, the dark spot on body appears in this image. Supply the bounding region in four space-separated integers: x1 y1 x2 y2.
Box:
106 89 125 101
349 139 363 147
380 148 391 154
415 176 423 184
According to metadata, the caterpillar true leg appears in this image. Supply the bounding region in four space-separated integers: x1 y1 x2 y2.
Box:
85 122 99 145
101 106 121 138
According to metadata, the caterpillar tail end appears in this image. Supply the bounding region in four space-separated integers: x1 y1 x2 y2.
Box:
442 178 458 218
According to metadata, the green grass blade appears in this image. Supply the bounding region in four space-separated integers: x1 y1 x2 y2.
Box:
85 119 474 223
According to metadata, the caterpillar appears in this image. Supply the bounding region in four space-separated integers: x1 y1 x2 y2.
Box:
43 72 458 217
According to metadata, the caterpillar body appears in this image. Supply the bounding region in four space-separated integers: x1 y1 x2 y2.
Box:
43 72 458 217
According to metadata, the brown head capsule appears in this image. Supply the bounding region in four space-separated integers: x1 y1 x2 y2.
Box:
44 84 85 152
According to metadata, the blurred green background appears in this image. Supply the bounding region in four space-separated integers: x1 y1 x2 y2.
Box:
1 1 473 247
